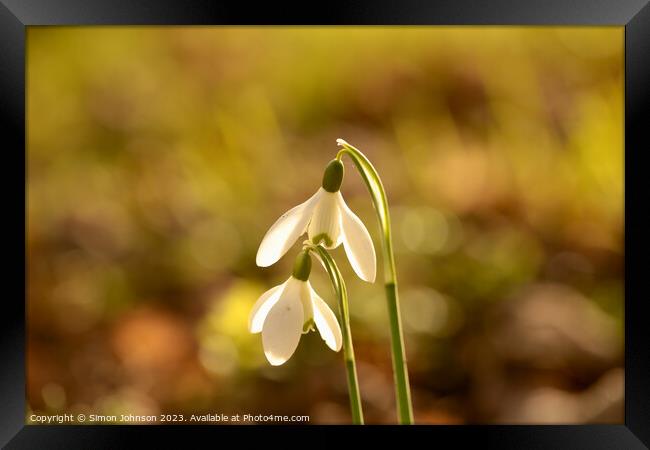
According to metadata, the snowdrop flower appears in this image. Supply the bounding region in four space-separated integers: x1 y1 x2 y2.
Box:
256 159 376 282
249 251 342 366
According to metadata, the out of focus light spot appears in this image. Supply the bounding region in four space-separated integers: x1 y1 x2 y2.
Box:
51 262 104 334
350 291 390 339
199 335 239 377
519 387 580 423
41 383 66 410
431 149 491 213
402 288 448 336
400 208 448 254
111 309 192 374
394 206 464 256
197 280 268 374
94 388 159 421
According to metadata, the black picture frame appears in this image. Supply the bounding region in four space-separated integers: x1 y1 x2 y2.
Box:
2 1 648 448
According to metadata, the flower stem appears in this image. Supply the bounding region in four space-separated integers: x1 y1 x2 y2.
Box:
336 139 414 424
309 244 364 425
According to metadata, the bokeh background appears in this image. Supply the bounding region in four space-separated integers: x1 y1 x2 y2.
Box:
27 27 624 424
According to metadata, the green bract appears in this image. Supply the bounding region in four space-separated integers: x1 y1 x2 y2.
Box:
321 159 344 192
292 250 312 281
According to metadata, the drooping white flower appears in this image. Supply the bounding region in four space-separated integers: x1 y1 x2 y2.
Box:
256 159 376 282
249 252 342 366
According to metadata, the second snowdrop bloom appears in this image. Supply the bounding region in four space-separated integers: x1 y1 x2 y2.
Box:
256 159 376 282
249 251 343 366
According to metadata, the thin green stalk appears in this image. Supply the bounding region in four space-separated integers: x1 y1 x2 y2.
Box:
308 244 364 425
336 139 414 424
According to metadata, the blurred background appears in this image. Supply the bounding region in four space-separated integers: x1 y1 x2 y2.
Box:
27 27 623 424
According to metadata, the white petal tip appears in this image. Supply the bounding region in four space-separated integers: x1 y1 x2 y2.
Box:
255 191 322 270
255 255 272 267
326 333 343 352
360 273 376 283
265 354 288 366
336 138 348 146
310 287 343 354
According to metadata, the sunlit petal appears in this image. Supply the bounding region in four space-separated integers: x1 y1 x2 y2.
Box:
299 280 314 325
248 281 287 333
338 193 377 282
256 190 321 267
262 278 305 365
308 282 343 352
307 189 342 249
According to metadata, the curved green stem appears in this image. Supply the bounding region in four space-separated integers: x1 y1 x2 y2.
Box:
308 244 364 425
335 139 414 424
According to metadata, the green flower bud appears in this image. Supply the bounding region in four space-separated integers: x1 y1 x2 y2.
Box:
321 159 344 193
292 250 312 281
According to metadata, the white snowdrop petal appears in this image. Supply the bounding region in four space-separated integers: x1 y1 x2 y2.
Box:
307 189 342 249
256 190 321 267
248 281 287 333
262 278 305 366
309 282 343 352
338 193 377 282
299 280 314 324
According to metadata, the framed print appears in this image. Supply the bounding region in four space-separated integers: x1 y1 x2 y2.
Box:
1 0 649 448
